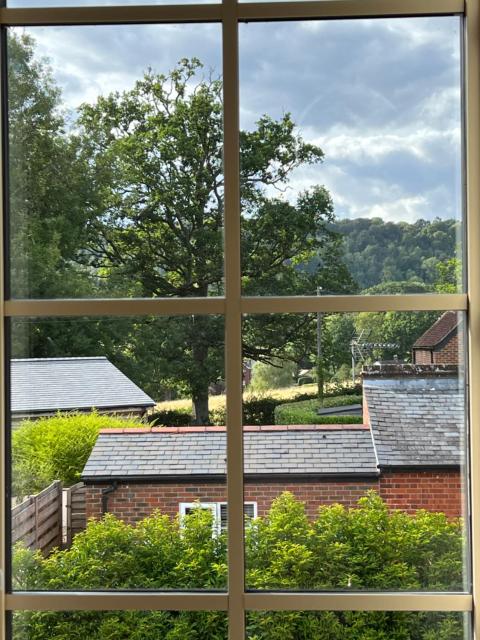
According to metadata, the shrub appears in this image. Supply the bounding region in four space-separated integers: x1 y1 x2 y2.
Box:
249 358 297 393
274 395 363 425
148 408 193 427
13 493 464 639
12 412 144 497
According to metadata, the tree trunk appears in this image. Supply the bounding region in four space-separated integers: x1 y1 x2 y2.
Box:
193 387 210 425
191 313 211 425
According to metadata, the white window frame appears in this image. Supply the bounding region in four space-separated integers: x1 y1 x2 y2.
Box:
0 0 478 639
179 502 257 535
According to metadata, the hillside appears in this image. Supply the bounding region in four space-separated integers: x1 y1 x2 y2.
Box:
333 217 460 291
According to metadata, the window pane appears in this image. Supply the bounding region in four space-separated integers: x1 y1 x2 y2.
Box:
12 611 227 639
8 24 223 298
9 315 227 591
239 18 463 296
242 311 469 591
246 612 470 639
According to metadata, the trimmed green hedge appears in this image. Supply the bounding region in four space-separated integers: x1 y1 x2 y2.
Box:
12 412 145 497
275 395 363 425
149 384 363 427
13 492 464 639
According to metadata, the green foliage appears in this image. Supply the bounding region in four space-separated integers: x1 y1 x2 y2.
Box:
333 217 460 291
435 258 462 293
249 358 297 393
148 407 194 427
12 412 144 496
274 395 363 425
13 493 464 638
354 309 440 362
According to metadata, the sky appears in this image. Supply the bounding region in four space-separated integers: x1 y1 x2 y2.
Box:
13 15 462 224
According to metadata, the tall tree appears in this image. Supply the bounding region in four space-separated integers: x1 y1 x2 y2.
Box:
76 59 356 422
8 32 90 300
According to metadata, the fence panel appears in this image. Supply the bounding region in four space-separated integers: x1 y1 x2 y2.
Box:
11 481 62 555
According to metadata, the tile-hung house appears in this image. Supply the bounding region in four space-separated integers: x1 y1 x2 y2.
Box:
412 311 463 365
81 364 464 529
11 357 155 426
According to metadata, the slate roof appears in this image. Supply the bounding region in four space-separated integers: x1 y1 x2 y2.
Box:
364 377 464 467
81 426 378 480
11 357 155 414
412 311 460 349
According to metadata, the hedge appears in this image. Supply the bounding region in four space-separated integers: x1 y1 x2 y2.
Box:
149 384 363 427
274 395 363 425
13 492 464 639
12 412 145 497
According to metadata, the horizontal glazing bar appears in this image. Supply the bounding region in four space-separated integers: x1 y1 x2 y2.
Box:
4 294 467 317
6 592 229 611
6 592 472 612
0 0 463 26
4 297 226 317
244 592 472 612
239 0 463 21
241 294 468 314
0 4 222 25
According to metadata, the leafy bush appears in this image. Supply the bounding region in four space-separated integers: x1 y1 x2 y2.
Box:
148 408 193 427
275 395 363 425
249 358 297 393
13 492 464 639
213 386 363 426
12 412 144 497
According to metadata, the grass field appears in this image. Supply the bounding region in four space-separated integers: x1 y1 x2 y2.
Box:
153 382 355 413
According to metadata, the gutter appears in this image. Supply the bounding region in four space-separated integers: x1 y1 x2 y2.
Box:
83 471 380 485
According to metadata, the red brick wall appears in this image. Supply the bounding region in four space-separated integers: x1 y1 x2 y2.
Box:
84 472 463 525
433 331 462 365
413 349 433 364
379 469 463 519
85 479 378 525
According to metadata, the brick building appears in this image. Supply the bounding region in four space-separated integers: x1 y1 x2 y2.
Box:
82 365 465 526
412 311 463 365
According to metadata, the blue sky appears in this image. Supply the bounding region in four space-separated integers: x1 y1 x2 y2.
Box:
16 15 462 224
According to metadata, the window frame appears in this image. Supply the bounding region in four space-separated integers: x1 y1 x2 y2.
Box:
179 501 257 534
0 1 477 639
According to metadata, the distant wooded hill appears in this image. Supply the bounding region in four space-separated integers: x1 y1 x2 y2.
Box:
332 217 460 291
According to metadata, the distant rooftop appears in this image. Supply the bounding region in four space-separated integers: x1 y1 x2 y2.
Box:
82 425 378 480
362 363 459 379
364 375 464 468
412 311 461 349
11 357 155 414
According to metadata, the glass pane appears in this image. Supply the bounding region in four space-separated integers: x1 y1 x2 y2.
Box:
242 311 469 591
239 17 463 296
12 611 227 639
10 315 227 591
246 612 470 639
8 24 223 298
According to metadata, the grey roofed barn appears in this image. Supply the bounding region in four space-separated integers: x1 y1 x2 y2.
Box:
81 426 379 480
11 357 155 420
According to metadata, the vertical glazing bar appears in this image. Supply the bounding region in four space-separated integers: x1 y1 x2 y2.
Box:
0 21 6 640
222 0 245 639
466 1 480 637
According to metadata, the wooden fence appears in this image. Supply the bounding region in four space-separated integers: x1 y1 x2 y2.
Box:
12 481 62 556
64 482 86 546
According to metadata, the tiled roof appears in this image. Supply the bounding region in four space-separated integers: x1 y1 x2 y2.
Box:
364 378 464 467
412 311 460 349
81 426 378 479
11 357 155 414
